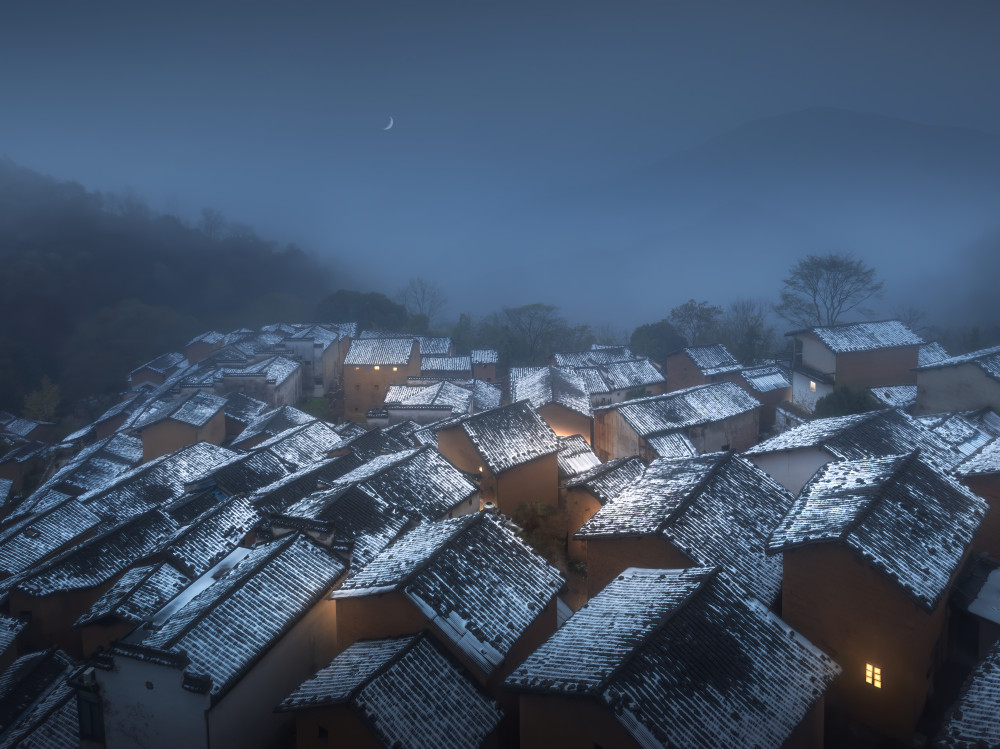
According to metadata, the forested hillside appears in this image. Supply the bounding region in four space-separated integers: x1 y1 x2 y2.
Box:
0 157 335 413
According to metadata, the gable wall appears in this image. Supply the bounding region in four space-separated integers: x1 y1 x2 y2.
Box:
964 474 1000 558
583 535 691 600
518 693 641 749
664 352 706 393
538 403 592 444
495 454 558 516
780 543 951 740
593 409 641 462
141 411 226 462
915 364 1000 415
343 356 421 422
292 704 381 749
747 447 832 494
798 334 836 374
836 347 920 388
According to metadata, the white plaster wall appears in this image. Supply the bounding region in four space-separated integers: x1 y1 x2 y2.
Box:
800 336 836 374
915 365 1000 415
791 370 831 412
748 447 832 494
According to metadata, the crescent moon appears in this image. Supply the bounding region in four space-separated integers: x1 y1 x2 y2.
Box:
383 116 394 131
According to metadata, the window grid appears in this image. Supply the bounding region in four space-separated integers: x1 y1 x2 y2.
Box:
865 663 881 688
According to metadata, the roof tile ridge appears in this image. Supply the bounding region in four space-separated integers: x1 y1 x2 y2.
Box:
157 533 298 648
344 632 424 704
837 449 920 543
596 567 719 694
657 452 735 534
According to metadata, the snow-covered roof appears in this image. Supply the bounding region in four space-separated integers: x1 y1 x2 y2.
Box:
139 534 345 699
470 349 498 365
956 437 1000 477
556 435 601 480
30 433 142 503
231 405 315 448
186 330 224 347
745 408 963 471
740 364 791 393
75 561 189 627
596 358 665 392
937 639 1000 747
133 391 227 430
769 452 987 611
334 513 564 675
509 366 592 418
869 384 917 409
450 401 558 474
472 379 501 412
189 448 288 496
505 567 840 748
278 633 503 748
645 432 698 460
245 454 364 515
0 649 78 749
221 392 269 426
420 356 472 376
561 456 644 505
579 453 793 604
681 344 741 376
130 351 186 378
345 337 416 366
384 381 472 416
916 412 994 459
791 320 924 353
255 421 344 471
160 496 259 578
607 382 761 438
553 347 634 368
0 496 101 577
914 343 1000 383
919 341 949 366
341 421 421 462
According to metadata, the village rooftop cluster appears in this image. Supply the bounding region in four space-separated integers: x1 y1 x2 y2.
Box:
1 320 1000 747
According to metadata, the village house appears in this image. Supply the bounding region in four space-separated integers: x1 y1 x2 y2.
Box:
949 552 1000 664
592 381 761 462
935 631 1000 746
576 357 667 408
914 344 1000 416
561 455 643 565
343 338 421 421
436 401 559 516
128 352 187 387
509 366 593 442
329 512 564 744
737 363 792 432
230 405 315 450
663 343 743 392
245 454 364 516
0 442 49 496
184 331 225 364
0 413 55 444
555 434 601 482
92 534 346 749
551 345 636 369
505 566 841 749
955 438 1000 557
419 355 473 381
471 349 499 382
251 420 345 471
373 380 476 426
132 391 228 462
218 391 269 440
276 632 504 749
576 452 794 602
768 451 987 740
280 324 341 396
786 320 924 412
744 407 963 493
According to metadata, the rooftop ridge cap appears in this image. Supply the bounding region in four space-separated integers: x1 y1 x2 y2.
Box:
656 452 735 534
595 566 719 694
343 632 424 705
156 533 297 648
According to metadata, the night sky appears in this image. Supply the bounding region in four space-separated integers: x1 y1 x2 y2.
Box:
4 1 1000 326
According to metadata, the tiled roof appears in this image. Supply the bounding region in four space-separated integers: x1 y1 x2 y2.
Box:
221 391 269 425
220 354 301 386
745 408 963 471
919 341 949 366
562 456 644 504
80 442 238 521
133 391 226 430
645 432 698 459
190 449 288 496
335 513 564 675
278 633 503 749
870 385 917 409
937 639 1000 747
0 496 102 577
186 330 224 347
245 454 364 515
384 382 472 416
130 352 186 377
740 364 791 393
682 344 742 376
769 452 987 611
256 421 344 470
75 562 189 627
472 380 501 412
917 412 994 459
914 343 1000 382
579 453 793 604
231 406 315 448
470 349 499 365
1 418 48 439
0 616 24 655
509 367 591 418
450 402 558 474
956 438 1000 477
345 338 416 366
141 534 345 699
608 382 760 438
597 358 665 392
791 320 924 353
420 356 472 375
554 347 635 368
0 649 78 749
159 496 259 578
341 421 421 463
556 435 601 480
324 446 477 522
33 433 143 500
505 567 840 748
16 508 178 596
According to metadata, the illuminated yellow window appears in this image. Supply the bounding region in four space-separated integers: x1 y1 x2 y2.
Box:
354 366 360 370
374 365 380 371
866 663 881 688
809 380 817 393
393 367 398 372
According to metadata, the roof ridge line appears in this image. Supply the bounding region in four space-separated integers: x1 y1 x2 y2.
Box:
656 452 735 534
344 632 423 704
396 513 485 591
837 450 920 543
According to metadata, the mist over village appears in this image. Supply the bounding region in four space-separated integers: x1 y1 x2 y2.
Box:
2 2 1000 748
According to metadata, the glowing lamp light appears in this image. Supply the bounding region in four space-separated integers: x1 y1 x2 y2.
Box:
393 366 398 371
374 365 380 370
809 380 817 392
865 663 881 688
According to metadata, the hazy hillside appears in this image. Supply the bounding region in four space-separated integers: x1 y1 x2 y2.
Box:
442 108 1000 327
0 157 336 413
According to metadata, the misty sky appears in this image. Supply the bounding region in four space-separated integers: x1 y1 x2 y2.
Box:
3 1 1000 325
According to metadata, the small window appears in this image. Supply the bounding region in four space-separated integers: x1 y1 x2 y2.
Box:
809 380 817 393
374 365 380 371
393 366 398 372
865 663 881 688
354 366 360 370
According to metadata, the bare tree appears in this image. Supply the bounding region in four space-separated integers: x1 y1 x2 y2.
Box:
397 277 447 325
717 299 776 365
198 207 227 240
668 299 723 346
775 253 883 327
